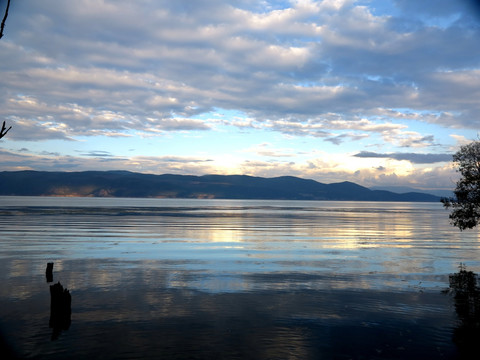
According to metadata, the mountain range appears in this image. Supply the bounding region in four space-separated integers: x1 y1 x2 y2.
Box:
369 185 453 198
0 170 443 202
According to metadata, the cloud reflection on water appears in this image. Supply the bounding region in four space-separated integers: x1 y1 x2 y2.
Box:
0 257 459 359
1 198 479 358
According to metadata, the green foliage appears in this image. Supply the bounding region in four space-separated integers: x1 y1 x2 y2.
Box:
441 140 480 230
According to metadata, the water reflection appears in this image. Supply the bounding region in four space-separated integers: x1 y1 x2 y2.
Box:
0 257 462 359
1 199 480 358
447 265 480 358
49 282 71 341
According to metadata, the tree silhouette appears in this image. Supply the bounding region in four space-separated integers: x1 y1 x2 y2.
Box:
441 140 480 230
447 264 480 357
1 1 13 139
0 0 11 40
0 121 11 139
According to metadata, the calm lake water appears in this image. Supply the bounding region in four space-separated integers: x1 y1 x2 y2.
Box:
1 196 479 359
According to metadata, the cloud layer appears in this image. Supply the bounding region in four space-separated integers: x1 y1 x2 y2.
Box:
354 151 453 164
0 0 478 189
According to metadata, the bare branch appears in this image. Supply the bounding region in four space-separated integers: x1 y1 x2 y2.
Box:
0 0 11 40
0 121 12 139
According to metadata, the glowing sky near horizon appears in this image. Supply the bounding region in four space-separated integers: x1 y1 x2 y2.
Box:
1 0 479 190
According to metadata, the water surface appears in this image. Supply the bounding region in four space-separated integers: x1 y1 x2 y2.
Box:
1 197 479 359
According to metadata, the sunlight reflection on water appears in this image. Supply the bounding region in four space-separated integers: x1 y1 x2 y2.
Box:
1 197 479 358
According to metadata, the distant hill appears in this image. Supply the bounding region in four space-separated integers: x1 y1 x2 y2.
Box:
369 185 453 198
0 170 442 202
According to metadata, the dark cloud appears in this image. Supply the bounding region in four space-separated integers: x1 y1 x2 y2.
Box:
393 0 480 21
80 151 113 158
40 151 60 156
0 0 478 143
354 151 453 164
325 134 348 145
155 119 211 131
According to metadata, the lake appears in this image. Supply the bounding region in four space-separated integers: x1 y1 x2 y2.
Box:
1 196 479 359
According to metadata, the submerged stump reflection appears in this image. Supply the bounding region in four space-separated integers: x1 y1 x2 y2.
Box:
49 282 71 341
448 264 480 356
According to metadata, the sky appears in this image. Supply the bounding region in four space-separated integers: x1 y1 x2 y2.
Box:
1 0 479 191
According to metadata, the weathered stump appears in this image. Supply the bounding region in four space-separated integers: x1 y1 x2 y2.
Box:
46 262 54 283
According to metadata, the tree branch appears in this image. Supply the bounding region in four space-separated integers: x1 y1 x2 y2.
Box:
0 0 11 40
0 121 12 139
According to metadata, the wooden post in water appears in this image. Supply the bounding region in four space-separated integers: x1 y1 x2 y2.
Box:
46 262 54 283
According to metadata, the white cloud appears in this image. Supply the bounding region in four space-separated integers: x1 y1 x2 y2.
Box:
3 0 479 136
0 0 478 189
449 134 476 149
328 119 406 132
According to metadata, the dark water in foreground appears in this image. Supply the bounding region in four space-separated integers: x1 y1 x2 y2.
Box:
1 197 480 359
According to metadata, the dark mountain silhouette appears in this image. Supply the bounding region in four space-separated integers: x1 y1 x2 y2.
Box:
370 185 453 198
0 170 441 202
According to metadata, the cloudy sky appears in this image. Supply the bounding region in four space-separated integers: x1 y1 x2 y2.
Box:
1 0 479 190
